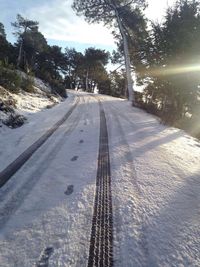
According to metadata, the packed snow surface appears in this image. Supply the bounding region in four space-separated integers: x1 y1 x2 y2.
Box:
0 91 199 267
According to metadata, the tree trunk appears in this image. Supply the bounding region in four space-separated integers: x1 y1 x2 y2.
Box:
17 40 23 69
17 26 27 69
110 2 135 105
85 69 89 91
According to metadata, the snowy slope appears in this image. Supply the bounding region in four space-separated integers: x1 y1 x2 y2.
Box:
17 71 52 94
0 75 61 130
0 91 199 267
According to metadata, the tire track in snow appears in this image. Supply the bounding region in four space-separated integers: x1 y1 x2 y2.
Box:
0 96 80 188
0 96 85 229
103 99 149 267
87 99 113 267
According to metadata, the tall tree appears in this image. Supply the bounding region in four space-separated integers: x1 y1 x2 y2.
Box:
84 47 109 91
48 45 66 78
0 22 7 62
21 28 47 72
141 0 200 129
111 5 148 95
12 14 39 69
35 45 64 79
0 22 6 38
64 47 110 91
64 47 85 88
72 0 147 104
110 69 127 97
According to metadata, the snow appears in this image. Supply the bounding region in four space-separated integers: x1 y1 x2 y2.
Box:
4 91 60 116
0 79 65 170
101 95 200 267
0 91 200 266
0 76 61 131
0 92 99 266
17 71 52 94
33 77 52 94
0 91 72 172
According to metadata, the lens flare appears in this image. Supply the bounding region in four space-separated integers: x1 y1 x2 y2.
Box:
149 64 200 76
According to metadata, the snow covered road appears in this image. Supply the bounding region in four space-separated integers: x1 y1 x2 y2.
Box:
0 91 200 267
102 95 200 267
0 96 80 187
0 93 100 266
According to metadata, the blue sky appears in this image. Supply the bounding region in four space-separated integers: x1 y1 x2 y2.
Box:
1 0 42 41
0 0 176 53
0 0 116 53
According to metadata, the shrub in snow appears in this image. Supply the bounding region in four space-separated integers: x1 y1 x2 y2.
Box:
20 76 35 93
46 103 55 109
0 100 15 113
3 113 26 128
0 66 21 93
33 77 52 93
50 79 67 98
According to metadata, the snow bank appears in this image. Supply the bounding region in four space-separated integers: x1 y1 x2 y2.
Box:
0 74 62 130
0 92 75 172
33 77 52 94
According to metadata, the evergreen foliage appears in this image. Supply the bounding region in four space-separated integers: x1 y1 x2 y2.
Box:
0 66 21 93
0 3 200 137
72 0 147 102
110 70 126 97
135 0 200 137
20 76 35 93
0 14 111 98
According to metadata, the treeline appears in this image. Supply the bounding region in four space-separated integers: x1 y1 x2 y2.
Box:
72 0 200 137
1 0 200 138
0 14 119 97
133 0 200 138
102 0 200 138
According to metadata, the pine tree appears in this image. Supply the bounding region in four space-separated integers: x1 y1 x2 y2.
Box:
11 14 39 69
0 22 12 65
0 22 6 39
141 0 200 129
72 0 147 104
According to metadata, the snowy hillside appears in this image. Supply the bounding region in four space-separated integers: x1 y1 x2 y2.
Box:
0 75 63 129
17 71 52 94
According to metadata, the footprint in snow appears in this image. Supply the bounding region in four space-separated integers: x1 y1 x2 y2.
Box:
80 129 84 132
71 156 79 161
79 140 84 144
65 185 74 195
37 247 54 267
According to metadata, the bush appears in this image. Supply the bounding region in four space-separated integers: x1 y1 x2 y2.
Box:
3 113 26 128
20 76 35 93
0 67 21 93
50 79 67 98
137 101 160 117
35 68 67 98
0 100 15 113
